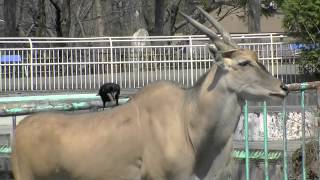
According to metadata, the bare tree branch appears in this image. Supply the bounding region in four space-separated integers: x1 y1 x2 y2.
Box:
217 7 241 21
26 23 35 36
95 0 104 36
79 1 93 19
175 2 229 32
48 0 62 36
303 22 316 44
76 4 86 37
163 0 183 35
46 28 55 37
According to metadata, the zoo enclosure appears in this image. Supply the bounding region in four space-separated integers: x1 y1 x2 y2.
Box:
0 34 318 179
0 33 302 93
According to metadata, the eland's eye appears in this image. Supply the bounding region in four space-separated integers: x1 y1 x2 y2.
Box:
238 61 251 66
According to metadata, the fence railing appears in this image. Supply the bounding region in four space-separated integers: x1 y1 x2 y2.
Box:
237 81 320 180
0 34 302 93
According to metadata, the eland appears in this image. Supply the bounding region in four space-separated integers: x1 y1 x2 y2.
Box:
11 7 287 180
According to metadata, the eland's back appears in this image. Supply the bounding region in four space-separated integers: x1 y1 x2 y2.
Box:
11 102 144 180
11 81 191 180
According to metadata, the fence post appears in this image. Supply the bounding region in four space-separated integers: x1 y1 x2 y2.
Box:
28 38 33 90
317 86 320 177
188 36 194 86
244 101 250 180
282 98 288 180
301 83 307 180
10 115 16 146
109 37 114 83
262 101 269 180
270 34 274 76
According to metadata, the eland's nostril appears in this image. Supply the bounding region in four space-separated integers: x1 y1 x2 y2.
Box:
280 84 288 92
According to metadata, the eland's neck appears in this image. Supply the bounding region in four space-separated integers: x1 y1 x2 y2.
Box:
185 66 244 153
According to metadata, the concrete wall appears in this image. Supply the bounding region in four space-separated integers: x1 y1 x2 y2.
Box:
219 13 285 33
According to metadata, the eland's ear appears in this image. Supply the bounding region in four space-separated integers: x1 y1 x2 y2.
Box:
206 44 217 56
221 49 238 58
207 62 227 91
206 44 223 61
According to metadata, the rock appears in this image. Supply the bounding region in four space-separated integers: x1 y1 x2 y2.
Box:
292 140 319 179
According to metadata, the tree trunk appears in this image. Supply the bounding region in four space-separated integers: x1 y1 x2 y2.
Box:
36 0 46 37
61 0 71 37
248 0 261 33
17 0 26 36
162 0 182 36
4 0 17 37
95 0 104 36
49 0 63 37
154 0 165 35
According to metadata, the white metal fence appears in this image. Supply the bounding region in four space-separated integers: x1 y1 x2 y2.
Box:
0 33 301 93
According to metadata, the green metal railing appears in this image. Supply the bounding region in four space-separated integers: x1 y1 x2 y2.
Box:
0 81 319 179
244 101 250 180
0 94 130 117
241 81 320 180
282 98 289 180
301 83 307 180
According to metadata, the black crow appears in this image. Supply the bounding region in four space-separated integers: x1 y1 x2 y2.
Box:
97 83 120 108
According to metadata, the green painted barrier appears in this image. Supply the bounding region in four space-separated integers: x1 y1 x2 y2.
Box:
0 147 284 160
0 95 130 116
0 93 100 103
232 150 281 160
0 145 11 154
